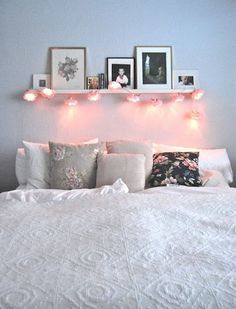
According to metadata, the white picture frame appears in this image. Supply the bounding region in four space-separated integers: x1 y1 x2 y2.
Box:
173 70 199 89
136 46 172 90
51 47 86 90
33 74 51 89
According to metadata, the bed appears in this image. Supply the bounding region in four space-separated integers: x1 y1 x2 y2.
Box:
0 140 235 308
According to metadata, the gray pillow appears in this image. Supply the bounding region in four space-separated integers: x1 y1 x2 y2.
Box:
49 142 103 189
96 153 145 192
106 140 153 186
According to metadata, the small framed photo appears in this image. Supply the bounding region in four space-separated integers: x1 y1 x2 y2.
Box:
33 74 51 89
107 57 135 89
136 46 172 90
50 47 86 90
87 76 99 89
173 70 199 89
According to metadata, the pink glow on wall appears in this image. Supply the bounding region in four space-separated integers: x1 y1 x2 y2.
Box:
23 94 206 150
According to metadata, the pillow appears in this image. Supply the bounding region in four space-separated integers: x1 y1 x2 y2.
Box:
150 152 202 187
96 153 145 192
152 143 233 183
23 141 50 189
201 170 230 188
49 141 103 189
15 148 27 185
106 140 153 186
22 139 99 189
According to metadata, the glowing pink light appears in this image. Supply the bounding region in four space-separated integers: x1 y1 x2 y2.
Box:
127 93 140 103
151 98 163 107
192 89 204 100
87 91 100 101
190 110 200 120
108 81 122 90
174 93 185 103
40 88 55 99
23 90 38 102
64 97 78 107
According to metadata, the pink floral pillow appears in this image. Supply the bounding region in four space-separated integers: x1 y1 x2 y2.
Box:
150 152 202 187
49 142 103 189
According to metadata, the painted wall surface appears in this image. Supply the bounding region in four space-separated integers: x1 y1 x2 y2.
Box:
0 0 235 190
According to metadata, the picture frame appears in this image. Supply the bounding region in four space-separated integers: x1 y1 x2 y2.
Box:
87 76 99 90
107 57 135 89
136 46 172 90
173 70 199 89
50 47 86 90
33 74 51 89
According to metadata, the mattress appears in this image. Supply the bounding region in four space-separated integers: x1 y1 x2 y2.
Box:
0 185 235 308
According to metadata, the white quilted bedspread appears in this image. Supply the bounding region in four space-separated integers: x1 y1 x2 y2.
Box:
0 187 236 308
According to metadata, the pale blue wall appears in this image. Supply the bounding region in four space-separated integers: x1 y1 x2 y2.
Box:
0 0 235 190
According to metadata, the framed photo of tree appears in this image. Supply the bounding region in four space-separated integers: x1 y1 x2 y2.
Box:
136 46 172 90
51 47 86 90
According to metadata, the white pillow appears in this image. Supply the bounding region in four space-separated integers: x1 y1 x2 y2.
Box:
152 143 233 183
96 153 146 192
201 170 230 188
15 148 27 185
23 141 50 189
21 139 99 189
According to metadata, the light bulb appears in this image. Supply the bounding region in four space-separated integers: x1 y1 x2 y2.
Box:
151 98 163 107
40 88 55 99
64 97 78 107
192 89 204 100
23 90 38 102
127 93 140 103
108 81 122 89
87 91 100 101
174 93 185 103
190 110 200 120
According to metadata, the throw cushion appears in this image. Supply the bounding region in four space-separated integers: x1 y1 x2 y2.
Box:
150 152 202 187
96 153 146 192
49 141 103 189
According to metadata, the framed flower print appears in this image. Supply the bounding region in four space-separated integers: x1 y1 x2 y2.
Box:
51 47 86 90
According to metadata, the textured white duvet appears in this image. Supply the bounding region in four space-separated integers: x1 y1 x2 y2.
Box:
0 185 236 308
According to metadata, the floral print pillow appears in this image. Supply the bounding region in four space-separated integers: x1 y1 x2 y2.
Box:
150 152 202 187
49 142 103 190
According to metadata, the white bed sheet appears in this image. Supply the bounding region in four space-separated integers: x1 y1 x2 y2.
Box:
0 185 235 308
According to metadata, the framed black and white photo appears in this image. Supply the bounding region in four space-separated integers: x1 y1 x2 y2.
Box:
136 46 172 90
51 47 86 90
33 74 50 89
107 57 135 89
173 70 199 89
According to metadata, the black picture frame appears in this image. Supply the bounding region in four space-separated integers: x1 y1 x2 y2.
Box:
107 57 135 89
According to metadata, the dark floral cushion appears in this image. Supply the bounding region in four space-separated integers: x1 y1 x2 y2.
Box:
150 152 202 187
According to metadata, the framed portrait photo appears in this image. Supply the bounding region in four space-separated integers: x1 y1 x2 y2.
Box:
136 46 172 90
50 47 86 90
33 74 50 89
107 57 135 89
173 70 199 89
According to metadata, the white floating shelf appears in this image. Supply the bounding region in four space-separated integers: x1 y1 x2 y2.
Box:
54 88 195 94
